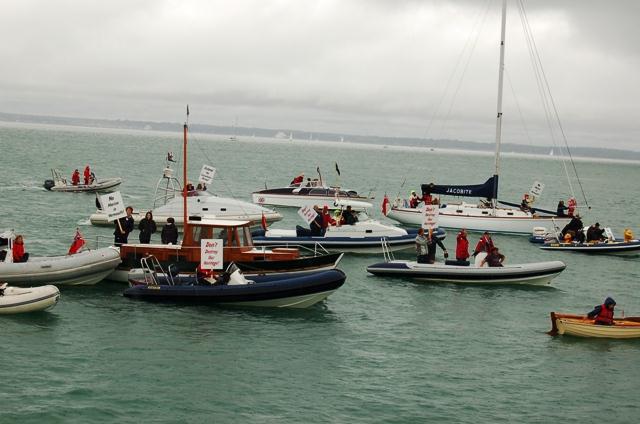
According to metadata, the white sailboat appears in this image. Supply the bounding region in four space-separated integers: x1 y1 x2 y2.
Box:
386 0 573 235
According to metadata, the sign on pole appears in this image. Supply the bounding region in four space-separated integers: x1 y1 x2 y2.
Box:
200 239 224 270
422 204 439 230
99 191 126 222
198 165 216 185
298 205 319 225
529 181 545 200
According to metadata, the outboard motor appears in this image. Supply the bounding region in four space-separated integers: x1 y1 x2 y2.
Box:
43 179 55 191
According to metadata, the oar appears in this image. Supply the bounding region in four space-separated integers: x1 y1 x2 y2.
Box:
547 312 559 336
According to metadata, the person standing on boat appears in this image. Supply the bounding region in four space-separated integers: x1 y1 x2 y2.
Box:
480 247 505 267
556 200 568 217
425 228 448 264
409 191 420 208
587 297 616 325
310 206 324 236
71 169 80 186
83 165 91 185
114 206 135 246
455 229 470 262
473 232 494 256
138 211 157 244
12 235 29 263
415 228 429 264
321 205 336 234
586 223 605 242
161 217 179 245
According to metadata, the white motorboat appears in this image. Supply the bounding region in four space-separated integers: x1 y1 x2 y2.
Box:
0 284 60 314
0 247 121 286
44 169 122 193
90 165 282 228
366 259 566 286
252 213 446 253
385 0 583 235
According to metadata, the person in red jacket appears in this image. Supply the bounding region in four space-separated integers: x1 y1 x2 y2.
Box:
71 169 80 185
456 229 470 261
473 232 494 257
321 206 335 233
290 173 304 186
12 235 29 262
587 297 616 325
83 165 91 185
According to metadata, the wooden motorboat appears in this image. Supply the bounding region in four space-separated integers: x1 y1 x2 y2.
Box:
0 247 122 286
124 260 346 308
366 259 566 286
548 312 640 338
44 169 122 193
0 284 60 314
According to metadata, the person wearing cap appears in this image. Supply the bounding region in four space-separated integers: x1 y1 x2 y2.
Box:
480 246 505 267
587 297 616 325
586 222 606 242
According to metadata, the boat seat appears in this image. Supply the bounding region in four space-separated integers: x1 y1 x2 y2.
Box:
445 259 470 266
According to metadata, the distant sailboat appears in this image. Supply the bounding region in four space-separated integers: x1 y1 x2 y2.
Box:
549 148 554 156
229 116 238 141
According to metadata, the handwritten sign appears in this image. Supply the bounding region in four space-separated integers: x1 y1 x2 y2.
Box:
98 191 126 222
298 205 319 225
604 227 615 241
200 239 223 270
198 165 216 185
422 204 439 230
529 181 545 199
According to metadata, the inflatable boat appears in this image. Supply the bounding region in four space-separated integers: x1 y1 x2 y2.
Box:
0 284 60 314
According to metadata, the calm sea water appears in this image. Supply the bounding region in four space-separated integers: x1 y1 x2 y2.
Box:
1 123 639 423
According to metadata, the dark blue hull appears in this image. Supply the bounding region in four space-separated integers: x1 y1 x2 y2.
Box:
123 269 346 307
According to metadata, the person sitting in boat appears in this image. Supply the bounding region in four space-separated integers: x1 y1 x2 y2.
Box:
342 205 358 225
456 229 470 262
12 235 29 263
290 173 305 187
422 183 435 205
480 246 505 267
473 232 494 257
520 194 532 212
556 200 568 217
561 214 585 243
567 197 577 216
71 169 81 186
83 165 91 185
409 191 420 208
587 297 616 325
161 217 179 245
624 228 634 242
563 231 574 243
586 223 606 243
309 206 324 236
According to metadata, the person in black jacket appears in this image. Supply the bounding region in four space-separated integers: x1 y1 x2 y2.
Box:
138 211 157 244
114 206 135 246
161 217 179 245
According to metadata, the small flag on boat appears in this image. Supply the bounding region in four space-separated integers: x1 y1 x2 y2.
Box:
261 212 268 231
381 194 390 216
335 162 341 176
68 229 85 255
186 104 190 116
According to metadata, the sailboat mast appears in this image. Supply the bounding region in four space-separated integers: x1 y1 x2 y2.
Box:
183 120 188 234
492 0 507 201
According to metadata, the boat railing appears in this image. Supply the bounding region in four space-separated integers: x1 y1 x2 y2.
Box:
139 255 175 286
381 237 395 263
85 234 117 250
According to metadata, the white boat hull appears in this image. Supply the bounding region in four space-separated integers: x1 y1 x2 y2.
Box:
0 247 122 286
0 285 60 314
226 289 337 308
387 204 571 235
252 192 372 211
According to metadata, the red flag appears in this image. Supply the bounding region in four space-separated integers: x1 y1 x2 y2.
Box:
381 194 390 216
68 230 85 255
261 212 268 231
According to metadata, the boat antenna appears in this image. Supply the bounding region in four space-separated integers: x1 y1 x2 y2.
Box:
492 0 507 207
183 105 189 234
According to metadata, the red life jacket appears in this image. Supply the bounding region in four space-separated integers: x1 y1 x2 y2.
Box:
456 234 469 260
594 304 614 325
12 242 25 262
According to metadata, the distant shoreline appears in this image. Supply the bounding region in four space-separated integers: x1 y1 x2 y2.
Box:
1 116 639 166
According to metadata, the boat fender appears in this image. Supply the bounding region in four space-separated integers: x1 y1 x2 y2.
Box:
43 179 55 190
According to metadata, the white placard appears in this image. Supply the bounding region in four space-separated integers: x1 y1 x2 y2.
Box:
198 165 216 185
298 205 319 225
200 239 224 270
604 227 615 241
99 191 126 222
422 204 439 230
529 181 545 198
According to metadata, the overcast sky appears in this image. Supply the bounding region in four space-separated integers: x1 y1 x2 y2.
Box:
1 0 638 150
